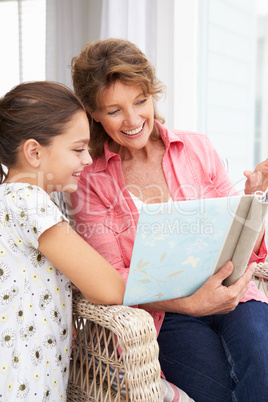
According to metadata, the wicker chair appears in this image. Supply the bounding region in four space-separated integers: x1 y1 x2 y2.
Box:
67 291 163 401
67 263 268 402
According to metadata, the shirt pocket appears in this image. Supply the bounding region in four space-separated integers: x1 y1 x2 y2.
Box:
103 211 133 234
103 211 135 268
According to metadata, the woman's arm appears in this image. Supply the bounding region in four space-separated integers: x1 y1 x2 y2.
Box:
244 159 268 256
204 138 266 259
244 159 268 195
38 221 125 305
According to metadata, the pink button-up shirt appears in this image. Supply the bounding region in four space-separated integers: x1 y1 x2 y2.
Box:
71 121 268 337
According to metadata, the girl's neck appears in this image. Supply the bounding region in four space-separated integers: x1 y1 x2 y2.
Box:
5 168 45 191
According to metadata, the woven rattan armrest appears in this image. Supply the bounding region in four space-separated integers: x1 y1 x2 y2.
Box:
67 291 163 401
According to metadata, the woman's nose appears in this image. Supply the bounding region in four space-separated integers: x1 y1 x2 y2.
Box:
123 108 138 126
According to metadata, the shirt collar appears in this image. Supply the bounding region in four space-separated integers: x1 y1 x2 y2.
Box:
154 120 184 149
92 141 119 172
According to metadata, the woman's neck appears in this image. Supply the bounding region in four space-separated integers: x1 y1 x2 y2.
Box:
109 136 164 162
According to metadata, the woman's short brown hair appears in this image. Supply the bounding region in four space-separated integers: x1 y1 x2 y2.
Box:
71 38 165 157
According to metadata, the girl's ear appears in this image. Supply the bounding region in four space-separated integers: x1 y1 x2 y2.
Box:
23 139 42 168
91 112 100 123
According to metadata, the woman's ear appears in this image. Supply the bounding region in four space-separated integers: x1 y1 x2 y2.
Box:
22 139 42 168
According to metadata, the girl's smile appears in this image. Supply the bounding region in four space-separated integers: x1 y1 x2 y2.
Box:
72 171 84 177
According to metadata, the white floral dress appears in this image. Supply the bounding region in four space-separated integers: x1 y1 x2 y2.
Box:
0 183 72 401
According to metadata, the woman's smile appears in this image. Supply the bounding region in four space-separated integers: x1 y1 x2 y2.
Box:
121 122 145 137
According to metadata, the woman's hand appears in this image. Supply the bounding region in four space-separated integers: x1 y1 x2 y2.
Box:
142 261 256 316
187 261 256 316
243 160 268 255
244 159 268 194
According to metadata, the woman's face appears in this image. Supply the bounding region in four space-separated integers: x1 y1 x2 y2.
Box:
92 81 155 150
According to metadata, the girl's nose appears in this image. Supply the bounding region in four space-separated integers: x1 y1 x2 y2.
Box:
84 152 92 166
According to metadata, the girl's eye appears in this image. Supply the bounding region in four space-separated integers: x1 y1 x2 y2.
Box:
74 149 85 153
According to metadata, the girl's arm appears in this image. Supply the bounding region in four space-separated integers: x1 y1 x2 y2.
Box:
38 221 125 305
70 173 135 284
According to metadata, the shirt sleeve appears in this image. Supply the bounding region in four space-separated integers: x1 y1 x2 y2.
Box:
248 238 267 264
12 185 68 250
199 135 239 197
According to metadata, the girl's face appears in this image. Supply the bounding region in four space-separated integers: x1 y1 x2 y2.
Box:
92 81 155 151
40 111 92 193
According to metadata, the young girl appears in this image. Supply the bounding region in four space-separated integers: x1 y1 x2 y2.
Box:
0 81 125 401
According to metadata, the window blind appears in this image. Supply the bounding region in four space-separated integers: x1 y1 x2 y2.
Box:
0 0 46 96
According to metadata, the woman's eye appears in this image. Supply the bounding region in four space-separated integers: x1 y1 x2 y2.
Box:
75 149 84 153
107 109 119 116
138 98 147 105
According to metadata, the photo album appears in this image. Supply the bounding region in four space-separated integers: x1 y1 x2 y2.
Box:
123 192 268 306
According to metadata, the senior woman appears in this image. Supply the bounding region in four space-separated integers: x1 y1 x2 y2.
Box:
70 38 268 402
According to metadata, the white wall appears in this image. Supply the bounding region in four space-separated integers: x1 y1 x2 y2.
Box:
46 0 90 89
155 0 199 132
87 0 102 41
197 0 257 188
154 0 257 187
255 15 268 164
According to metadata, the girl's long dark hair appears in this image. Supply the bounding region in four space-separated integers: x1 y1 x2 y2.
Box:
0 81 85 183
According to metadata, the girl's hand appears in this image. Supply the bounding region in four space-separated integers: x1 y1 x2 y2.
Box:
188 261 256 316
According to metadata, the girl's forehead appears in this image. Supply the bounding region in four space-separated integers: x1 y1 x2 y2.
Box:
59 111 90 141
